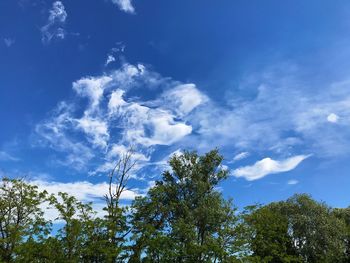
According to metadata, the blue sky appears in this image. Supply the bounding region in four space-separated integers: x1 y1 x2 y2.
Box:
1 0 350 213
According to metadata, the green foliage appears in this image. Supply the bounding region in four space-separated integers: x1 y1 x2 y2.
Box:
0 178 50 262
244 204 302 262
0 150 350 262
49 192 97 262
245 194 347 263
129 150 245 262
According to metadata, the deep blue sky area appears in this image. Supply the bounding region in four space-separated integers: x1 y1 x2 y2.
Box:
1 0 350 209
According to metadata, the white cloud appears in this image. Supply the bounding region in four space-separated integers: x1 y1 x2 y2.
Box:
192 67 350 157
107 144 149 162
108 89 127 112
119 105 192 146
124 109 192 146
111 0 135 14
76 116 109 149
287 179 299 185
35 60 350 181
232 152 249 162
105 55 116 66
104 43 125 66
233 155 310 181
36 63 204 173
327 113 339 123
3 38 15 47
31 179 139 202
161 84 208 116
35 102 94 169
73 75 112 110
41 1 67 44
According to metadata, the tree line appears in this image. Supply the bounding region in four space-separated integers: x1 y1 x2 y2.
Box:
0 149 349 262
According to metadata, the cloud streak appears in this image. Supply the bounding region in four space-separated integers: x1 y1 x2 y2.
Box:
0 151 19 162
232 152 249 162
233 155 310 181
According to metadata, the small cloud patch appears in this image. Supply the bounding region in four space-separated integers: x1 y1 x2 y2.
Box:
327 113 339 123
111 0 135 14
3 38 15 47
41 1 67 44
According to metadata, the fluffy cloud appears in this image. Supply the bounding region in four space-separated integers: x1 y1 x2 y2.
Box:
31 179 140 202
233 155 310 181
111 0 135 14
36 60 350 182
73 76 112 110
41 1 67 44
76 117 109 148
36 63 206 174
161 84 208 116
122 107 192 146
327 113 339 123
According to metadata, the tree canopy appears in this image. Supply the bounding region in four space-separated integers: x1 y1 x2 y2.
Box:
0 149 348 262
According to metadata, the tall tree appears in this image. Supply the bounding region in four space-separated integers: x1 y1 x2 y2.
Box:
0 177 50 262
103 148 137 262
129 150 244 262
49 192 97 262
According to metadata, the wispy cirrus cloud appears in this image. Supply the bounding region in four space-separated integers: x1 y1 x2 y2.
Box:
232 152 249 162
0 151 19 162
233 155 310 181
190 65 350 159
41 1 67 44
34 60 350 182
3 38 15 47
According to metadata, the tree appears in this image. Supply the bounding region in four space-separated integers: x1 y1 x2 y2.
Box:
49 192 98 262
333 207 350 262
283 194 346 262
244 204 301 262
0 177 50 262
103 148 137 262
245 194 347 263
129 150 244 262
